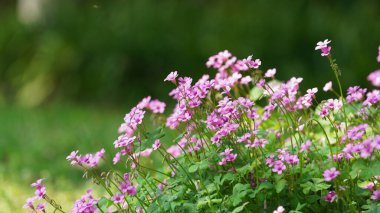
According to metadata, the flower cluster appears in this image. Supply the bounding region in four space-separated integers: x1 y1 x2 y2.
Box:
23 179 47 212
266 148 299 175
319 99 342 118
66 149 105 168
218 148 237 165
71 190 99 213
24 41 380 212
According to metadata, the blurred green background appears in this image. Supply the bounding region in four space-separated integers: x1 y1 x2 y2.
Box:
1 0 379 211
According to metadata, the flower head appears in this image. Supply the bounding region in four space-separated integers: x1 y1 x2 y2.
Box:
273 206 285 213
152 139 161 150
218 148 237 165
371 189 380 200
111 193 124 204
164 71 178 83
71 190 99 213
368 70 380 87
167 145 182 158
148 99 166 113
323 167 340 181
324 191 337 203
23 197 36 209
323 81 332 92
300 140 312 152
315 39 332 56
265 68 276 78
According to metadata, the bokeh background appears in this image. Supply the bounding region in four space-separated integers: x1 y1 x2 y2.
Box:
1 0 379 211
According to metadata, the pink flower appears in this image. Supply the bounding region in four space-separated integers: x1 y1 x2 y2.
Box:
346 123 368 141
285 154 299 165
152 139 161 150
122 107 146 132
111 193 124 204
167 145 182 158
35 185 46 198
363 89 380 106
256 79 266 88
273 206 285 213
164 71 178 83
323 81 332 92
367 70 380 87
323 167 340 181
36 203 46 211
31 178 44 188
114 135 136 148
377 45 380 63
113 152 121 164
324 191 337 203
300 140 312 152
148 99 166 113
126 186 137 196
66 149 106 168
266 155 275 168
265 68 276 78
319 99 342 118
23 197 35 209
371 189 380 200
315 39 332 56
139 148 153 157
31 178 47 199
272 160 286 174
238 55 262 69
346 86 367 103
363 182 376 191
240 76 252 85
218 148 237 165
158 179 168 191
136 96 151 109
71 190 99 213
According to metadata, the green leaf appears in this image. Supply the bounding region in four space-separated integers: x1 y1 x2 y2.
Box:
183 203 198 213
275 179 287 193
251 182 273 198
232 202 250 213
250 87 264 101
198 160 210 170
97 197 113 212
222 173 235 184
350 159 366 179
300 182 312 194
231 183 252 206
362 203 380 213
196 197 222 209
188 165 199 173
361 161 380 179
289 202 306 213
200 183 217 195
214 175 222 186
236 163 253 176
311 178 325 184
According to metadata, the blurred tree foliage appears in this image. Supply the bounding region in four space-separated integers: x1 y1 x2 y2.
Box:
0 0 379 106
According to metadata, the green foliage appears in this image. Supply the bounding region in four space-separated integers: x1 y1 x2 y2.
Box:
300 178 330 194
97 197 114 212
231 184 253 206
